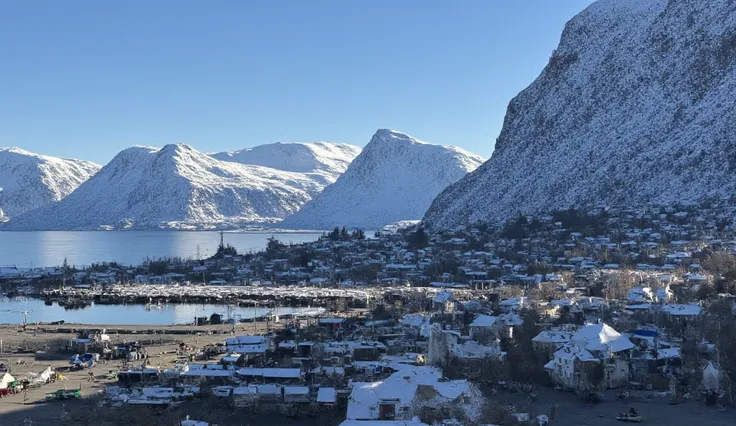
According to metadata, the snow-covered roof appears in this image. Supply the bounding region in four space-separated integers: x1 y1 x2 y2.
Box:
661 304 702 316
225 335 266 346
432 290 453 303
571 323 634 353
317 387 337 403
236 368 302 379
181 369 233 378
553 343 596 362
532 330 573 344
656 348 681 359
226 343 268 354
401 313 430 329
284 386 309 395
452 340 500 359
470 314 497 328
627 287 653 303
232 386 256 396
346 366 479 421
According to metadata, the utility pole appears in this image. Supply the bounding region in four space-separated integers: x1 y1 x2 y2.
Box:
254 302 258 335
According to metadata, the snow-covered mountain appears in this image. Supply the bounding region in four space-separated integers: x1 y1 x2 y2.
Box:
212 142 361 187
3 144 328 230
281 129 484 230
0 148 100 220
423 0 736 229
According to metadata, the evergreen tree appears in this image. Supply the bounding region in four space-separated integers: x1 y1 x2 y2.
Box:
407 227 429 249
265 236 286 260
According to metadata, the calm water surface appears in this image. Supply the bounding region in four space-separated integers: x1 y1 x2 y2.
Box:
0 231 322 268
0 297 318 325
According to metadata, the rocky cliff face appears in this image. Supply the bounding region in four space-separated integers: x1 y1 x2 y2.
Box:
281 129 484 230
424 0 736 229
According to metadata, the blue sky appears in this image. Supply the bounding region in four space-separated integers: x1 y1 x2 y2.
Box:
1 0 594 164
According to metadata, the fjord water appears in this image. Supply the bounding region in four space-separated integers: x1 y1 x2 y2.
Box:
0 297 320 325
0 231 323 268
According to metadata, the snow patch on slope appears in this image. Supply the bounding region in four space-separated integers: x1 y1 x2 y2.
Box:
212 141 360 186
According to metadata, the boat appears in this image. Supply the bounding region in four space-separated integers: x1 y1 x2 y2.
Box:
616 413 643 422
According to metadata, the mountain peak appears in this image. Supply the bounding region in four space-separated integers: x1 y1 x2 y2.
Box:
369 129 421 145
159 143 195 155
280 131 484 230
0 147 33 155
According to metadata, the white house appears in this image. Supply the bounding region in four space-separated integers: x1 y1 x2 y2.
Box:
225 335 270 355
548 323 634 390
346 366 483 423
469 314 498 343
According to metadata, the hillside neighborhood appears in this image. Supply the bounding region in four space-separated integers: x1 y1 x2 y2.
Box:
2 203 736 425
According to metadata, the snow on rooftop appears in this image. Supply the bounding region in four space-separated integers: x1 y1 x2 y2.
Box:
572 323 634 353
317 387 337 403
532 330 573 344
236 368 302 379
225 335 266 345
662 304 702 316
346 366 482 421
470 314 498 327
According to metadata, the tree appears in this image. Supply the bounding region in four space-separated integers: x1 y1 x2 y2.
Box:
340 226 350 240
265 236 286 260
695 283 717 301
407 227 429 250
329 227 341 241
291 248 313 268
501 214 529 239
351 229 366 240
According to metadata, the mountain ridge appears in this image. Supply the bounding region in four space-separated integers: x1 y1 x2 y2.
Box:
2 144 326 230
0 147 101 220
423 0 736 229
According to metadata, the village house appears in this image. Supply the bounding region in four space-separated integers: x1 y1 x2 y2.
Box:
345 365 483 423
546 323 634 390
